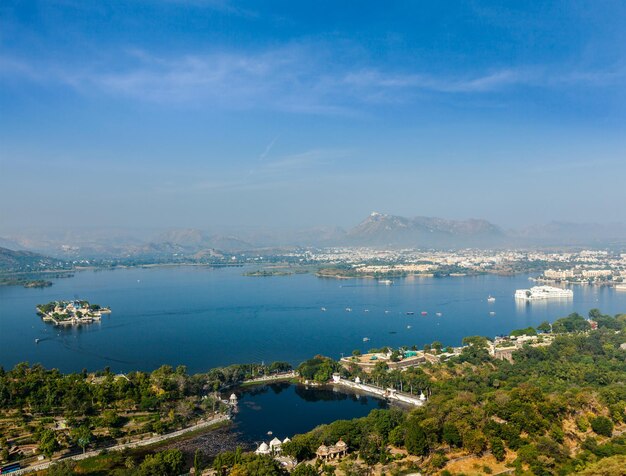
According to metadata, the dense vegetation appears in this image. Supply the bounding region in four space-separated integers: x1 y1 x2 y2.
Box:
0 361 292 469
272 310 626 475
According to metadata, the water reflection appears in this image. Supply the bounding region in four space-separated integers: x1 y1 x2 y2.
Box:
231 383 387 444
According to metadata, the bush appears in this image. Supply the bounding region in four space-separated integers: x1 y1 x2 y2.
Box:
576 416 589 432
591 416 614 437
430 451 448 469
490 438 505 462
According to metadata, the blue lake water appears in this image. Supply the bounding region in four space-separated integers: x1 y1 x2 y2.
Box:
1 266 625 373
231 382 387 445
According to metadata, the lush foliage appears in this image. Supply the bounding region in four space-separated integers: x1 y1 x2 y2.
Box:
0 360 291 465
282 310 626 475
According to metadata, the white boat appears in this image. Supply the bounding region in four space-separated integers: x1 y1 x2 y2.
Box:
364 309 369 313
321 307 327 311
379 279 393 285
384 310 391 314
489 311 496 316
407 325 412 329
487 296 496 302
435 312 442 317
515 286 573 300
363 337 370 342
345 307 352 312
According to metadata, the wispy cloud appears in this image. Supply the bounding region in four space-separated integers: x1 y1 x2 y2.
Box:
161 147 353 194
258 136 278 161
1 44 623 114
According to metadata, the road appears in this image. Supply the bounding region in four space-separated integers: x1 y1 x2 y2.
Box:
12 414 230 475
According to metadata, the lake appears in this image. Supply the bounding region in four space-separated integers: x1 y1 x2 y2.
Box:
1 266 625 373
231 382 387 445
163 382 387 457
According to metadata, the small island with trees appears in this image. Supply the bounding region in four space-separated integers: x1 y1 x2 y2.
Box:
243 270 293 277
36 300 111 326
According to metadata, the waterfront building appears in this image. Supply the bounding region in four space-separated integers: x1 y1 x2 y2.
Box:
255 437 288 456
269 437 283 454
581 269 613 278
543 269 576 279
255 442 270 455
339 350 427 373
515 286 573 300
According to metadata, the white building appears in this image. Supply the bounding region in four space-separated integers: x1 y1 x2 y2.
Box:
515 286 573 300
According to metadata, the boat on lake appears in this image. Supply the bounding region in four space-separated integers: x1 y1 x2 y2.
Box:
378 279 393 285
421 311 428 316
487 295 496 302
406 311 414 315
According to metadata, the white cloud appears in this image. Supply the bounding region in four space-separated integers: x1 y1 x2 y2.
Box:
1 44 623 113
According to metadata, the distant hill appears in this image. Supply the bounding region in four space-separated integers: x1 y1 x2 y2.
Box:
0 247 69 273
155 229 253 251
2 215 625 258
344 212 506 248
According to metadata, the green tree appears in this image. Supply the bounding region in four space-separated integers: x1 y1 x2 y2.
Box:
359 433 385 465
292 463 319 476
462 335 489 348
138 449 184 476
47 460 78 476
537 321 551 333
38 428 59 459
590 416 614 437
442 422 462 447
232 455 286 476
405 422 429 456
194 449 203 474
463 430 487 454
490 438 506 462
70 425 93 453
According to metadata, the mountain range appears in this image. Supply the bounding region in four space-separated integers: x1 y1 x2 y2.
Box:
344 212 505 247
1 212 625 259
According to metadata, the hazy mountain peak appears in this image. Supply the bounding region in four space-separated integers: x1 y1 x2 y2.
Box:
346 213 504 247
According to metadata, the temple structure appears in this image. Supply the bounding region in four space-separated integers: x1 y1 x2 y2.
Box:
255 437 291 456
315 439 348 460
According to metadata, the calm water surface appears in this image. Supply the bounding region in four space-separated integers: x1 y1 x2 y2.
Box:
231 382 387 445
1 266 625 373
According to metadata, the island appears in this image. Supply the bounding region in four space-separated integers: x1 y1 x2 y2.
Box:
36 300 111 326
243 269 293 277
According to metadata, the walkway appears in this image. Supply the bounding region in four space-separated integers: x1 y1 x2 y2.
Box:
12 414 230 475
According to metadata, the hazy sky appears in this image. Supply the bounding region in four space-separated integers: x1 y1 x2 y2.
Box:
1 1 625 233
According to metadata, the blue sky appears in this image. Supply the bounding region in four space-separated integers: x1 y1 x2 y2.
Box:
1 0 625 232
